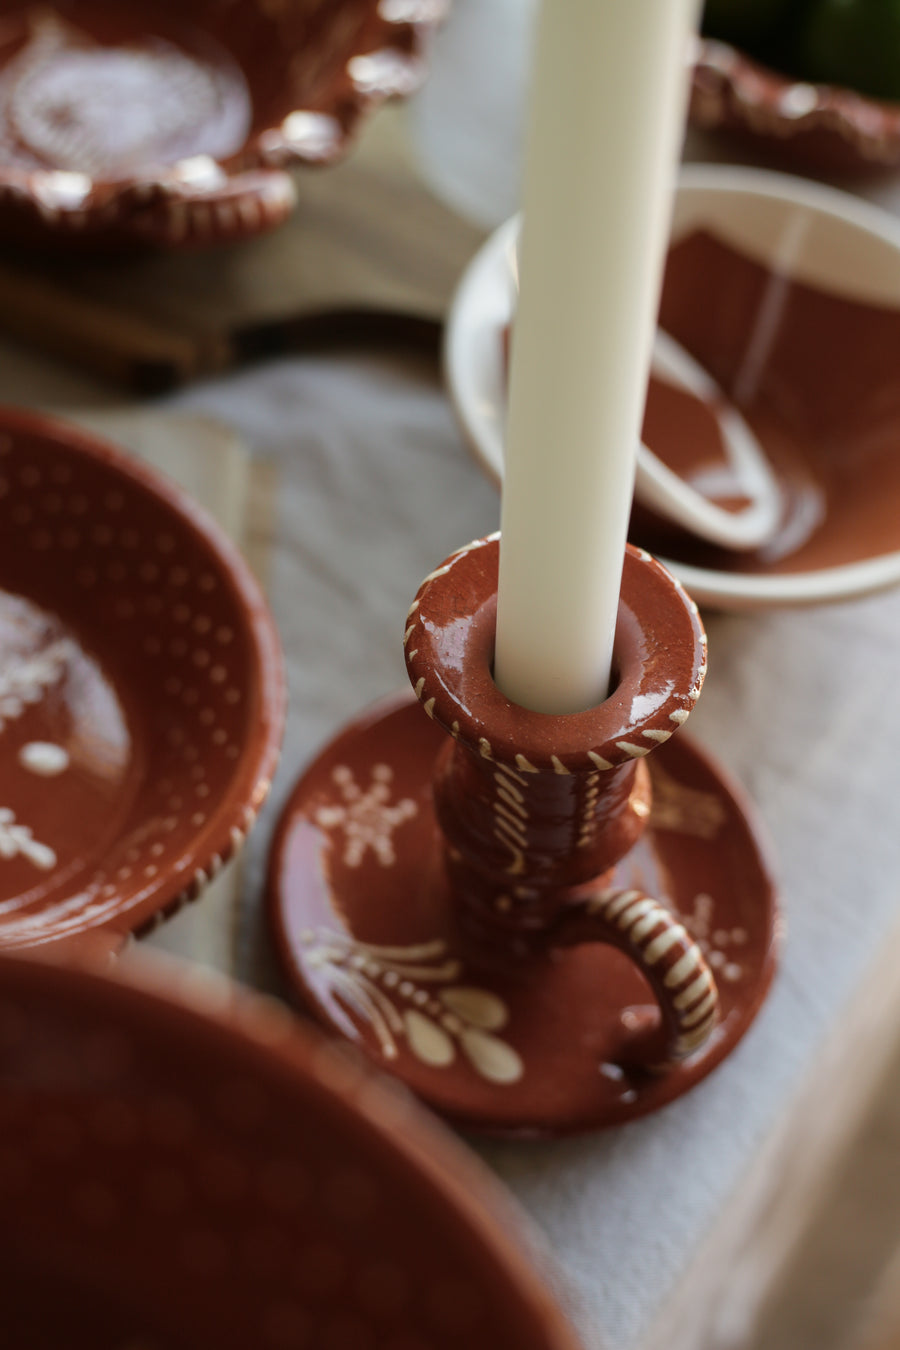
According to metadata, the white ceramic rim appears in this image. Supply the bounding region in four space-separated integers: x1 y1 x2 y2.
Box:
445 163 900 609
638 328 783 551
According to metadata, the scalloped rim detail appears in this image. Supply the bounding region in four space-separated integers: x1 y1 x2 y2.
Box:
691 37 900 166
0 0 449 230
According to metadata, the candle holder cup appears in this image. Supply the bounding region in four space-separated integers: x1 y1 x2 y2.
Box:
269 537 778 1134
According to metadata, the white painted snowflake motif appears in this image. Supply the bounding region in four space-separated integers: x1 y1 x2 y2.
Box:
682 892 747 983
315 764 417 868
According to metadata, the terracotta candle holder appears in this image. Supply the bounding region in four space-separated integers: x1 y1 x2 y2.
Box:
269 537 779 1135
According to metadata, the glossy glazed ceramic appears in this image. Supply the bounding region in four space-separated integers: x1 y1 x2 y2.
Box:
269 539 778 1134
447 165 900 610
691 36 900 173
0 950 582 1350
448 216 783 554
0 0 444 247
0 408 284 952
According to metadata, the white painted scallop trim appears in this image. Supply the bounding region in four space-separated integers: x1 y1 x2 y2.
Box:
406 532 701 774
137 789 269 939
691 42 900 167
407 660 694 778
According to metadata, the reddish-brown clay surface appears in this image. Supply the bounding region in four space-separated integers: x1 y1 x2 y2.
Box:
0 408 284 952
691 37 900 173
640 228 900 577
0 950 583 1350
0 0 443 246
269 540 779 1134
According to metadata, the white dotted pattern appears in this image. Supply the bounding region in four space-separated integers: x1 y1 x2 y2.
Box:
0 429 280 948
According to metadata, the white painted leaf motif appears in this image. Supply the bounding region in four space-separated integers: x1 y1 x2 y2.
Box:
299 931 526 1086
439 986 508 1030
0 808 56 870
314 764 418 868
459 1028 523 1084
403 1010 455 1067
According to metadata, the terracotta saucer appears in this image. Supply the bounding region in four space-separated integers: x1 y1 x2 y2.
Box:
268 692 778 1136
0 408 284 954
0 0 444 247
447 164 900 610
0 949 581 1350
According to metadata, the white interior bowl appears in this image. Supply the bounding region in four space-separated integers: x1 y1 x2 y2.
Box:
446 165 900 609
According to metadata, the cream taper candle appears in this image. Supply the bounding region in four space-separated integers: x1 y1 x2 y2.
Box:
494 0 701 714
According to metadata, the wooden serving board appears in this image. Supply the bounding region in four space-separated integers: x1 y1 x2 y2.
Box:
0 108 483 389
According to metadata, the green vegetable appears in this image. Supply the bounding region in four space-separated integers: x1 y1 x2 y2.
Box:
702 0 791 47
703 0 815 70
797 0 900 100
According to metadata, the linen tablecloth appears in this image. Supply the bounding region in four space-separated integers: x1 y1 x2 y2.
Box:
157 346 900 1350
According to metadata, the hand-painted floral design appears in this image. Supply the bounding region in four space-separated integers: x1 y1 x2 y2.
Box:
314 764 417 868
300 928 524 1085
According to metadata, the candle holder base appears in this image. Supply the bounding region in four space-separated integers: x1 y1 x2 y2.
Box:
267 692 778 1136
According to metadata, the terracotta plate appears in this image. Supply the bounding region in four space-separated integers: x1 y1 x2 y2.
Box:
268 694 779 1136
0 408 284 953
447 165 900 610
691 37 900 174
0 950 581 1350
0 0 445 247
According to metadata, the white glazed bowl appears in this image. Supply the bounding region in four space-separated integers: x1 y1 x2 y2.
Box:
446 165 900 609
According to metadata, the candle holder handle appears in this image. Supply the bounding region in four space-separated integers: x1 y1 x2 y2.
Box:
269 536 778 1134
547 892 718 1064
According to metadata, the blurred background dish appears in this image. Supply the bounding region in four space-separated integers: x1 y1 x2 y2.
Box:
446 215 785 553
692 0 900 172
0 949 582 1350
0 408 284 954
0 0 445 247
446 165 900 609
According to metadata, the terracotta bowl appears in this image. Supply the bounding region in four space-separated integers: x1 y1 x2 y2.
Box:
691 36 900 173
0 0 444 248
0 950 581 1350
447 164 900 610
0 408 284 952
